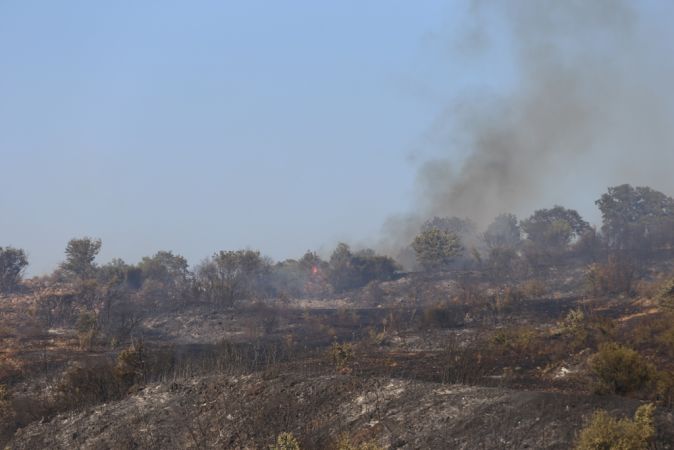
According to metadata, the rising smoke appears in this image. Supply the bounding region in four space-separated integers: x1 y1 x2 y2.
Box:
381 0 674 258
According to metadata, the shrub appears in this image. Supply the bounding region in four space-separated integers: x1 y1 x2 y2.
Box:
558 310 614 350
421 303 456 329
562 307 585 331
486 247 518 280
656 277 674 310
652 373 674 410
114 342 146 390
519 279 547 299
590 343 656 395
56 363 120 409
0 384 16 446
411 228 463 271
330 342 354 370
335 433 384 450
585 258 634 297
575 403 655 450
0 384 12 420
76 311 99 350
490 326 537 356
560 308 590 347
327 244 400 292
270 432 301 450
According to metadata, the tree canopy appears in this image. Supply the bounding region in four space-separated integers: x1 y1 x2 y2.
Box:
328 243 399 292
412 228 463 271
61 237 102 279
0 246 28 293
596 184 674 250
484 213 521 249
521 206 589 251
195 249 269 305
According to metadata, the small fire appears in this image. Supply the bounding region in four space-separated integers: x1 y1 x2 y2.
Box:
311 266 319 275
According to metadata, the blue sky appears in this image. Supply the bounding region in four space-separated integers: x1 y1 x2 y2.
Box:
4 1 670 275
1 1 513 274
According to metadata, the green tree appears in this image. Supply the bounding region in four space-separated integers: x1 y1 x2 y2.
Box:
138 251 189 284
412 228 463 271
61 237 102 279
521 206 589 252
0 246 28 293
596 184 674 251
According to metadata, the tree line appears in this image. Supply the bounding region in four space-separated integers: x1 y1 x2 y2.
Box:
2 183 674 298
410 183 674 272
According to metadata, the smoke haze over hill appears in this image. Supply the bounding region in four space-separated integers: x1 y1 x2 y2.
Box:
381 0 674 253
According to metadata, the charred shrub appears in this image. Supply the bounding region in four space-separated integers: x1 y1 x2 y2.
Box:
585 258 635 297
0 384 14 441
657 277 674 310
421 303 460 329
489 326 542 365
486 246 520 280
328 244 399 292
654 370 674 409
518 279 547 299
55 362 121 410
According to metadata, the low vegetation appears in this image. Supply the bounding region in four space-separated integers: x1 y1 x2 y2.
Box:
575 403 655 450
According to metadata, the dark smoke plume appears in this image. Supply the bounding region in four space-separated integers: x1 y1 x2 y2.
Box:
381 0 674 258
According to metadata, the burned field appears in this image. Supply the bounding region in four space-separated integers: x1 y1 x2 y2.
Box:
3 185 674 448
4 236 674 449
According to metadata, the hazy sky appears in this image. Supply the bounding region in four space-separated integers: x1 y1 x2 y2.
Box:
0 1 495 274
1 1 672 274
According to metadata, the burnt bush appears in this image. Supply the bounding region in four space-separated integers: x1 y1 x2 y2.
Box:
585 257 635 297
55 362 122 410
421 303 462 329
328 244 400 293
